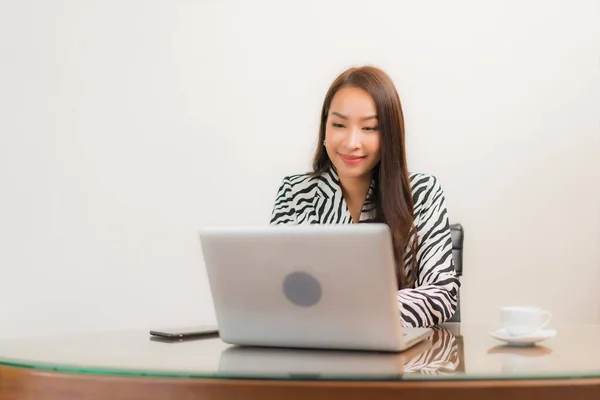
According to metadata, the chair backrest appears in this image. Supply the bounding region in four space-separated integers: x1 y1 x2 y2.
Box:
450 224 463 277
447 223 464 323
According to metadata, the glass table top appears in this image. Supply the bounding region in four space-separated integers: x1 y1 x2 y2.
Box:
1 323 599 381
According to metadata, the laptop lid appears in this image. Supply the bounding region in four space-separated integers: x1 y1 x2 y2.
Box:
199 224 410 352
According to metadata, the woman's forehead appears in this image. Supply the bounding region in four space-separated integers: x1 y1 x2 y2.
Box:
330 87 377 118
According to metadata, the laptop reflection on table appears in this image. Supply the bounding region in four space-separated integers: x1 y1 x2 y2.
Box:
216 338 434 380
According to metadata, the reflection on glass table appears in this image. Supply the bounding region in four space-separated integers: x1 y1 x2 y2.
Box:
216 326 463 380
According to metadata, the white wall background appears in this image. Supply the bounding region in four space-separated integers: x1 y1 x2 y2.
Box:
1 0 599 339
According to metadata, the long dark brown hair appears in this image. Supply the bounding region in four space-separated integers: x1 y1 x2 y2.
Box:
312 66 418 289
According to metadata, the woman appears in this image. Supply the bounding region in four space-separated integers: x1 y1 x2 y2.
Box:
269 66 459 327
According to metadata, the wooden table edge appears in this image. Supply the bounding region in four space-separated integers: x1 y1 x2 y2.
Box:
2 364 600 400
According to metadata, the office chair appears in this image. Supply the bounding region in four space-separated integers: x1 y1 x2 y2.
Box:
447 223 464 323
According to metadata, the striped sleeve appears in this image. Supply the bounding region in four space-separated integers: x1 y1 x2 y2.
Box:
397 176 460 327
269 177 297 225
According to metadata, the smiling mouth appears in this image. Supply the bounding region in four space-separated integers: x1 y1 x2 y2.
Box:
339 154 366 165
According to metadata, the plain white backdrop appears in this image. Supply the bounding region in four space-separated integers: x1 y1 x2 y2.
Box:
1 0 599 339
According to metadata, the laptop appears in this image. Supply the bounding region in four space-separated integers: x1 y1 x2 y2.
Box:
198 223 432 352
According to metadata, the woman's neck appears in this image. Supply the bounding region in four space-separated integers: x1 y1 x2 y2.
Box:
339 173 372 223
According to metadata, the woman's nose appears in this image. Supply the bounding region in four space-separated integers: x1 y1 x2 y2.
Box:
345 128 361 149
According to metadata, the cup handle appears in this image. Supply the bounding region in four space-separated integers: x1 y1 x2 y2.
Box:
540 310 552 329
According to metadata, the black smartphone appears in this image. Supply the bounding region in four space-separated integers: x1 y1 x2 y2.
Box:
149 325 219 340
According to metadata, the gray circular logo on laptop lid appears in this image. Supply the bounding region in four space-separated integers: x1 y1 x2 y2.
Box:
283 271 321 307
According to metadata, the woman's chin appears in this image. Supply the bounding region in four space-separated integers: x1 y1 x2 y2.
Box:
333 164 373 180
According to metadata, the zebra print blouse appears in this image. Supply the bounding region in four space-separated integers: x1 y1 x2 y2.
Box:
269 167 460 327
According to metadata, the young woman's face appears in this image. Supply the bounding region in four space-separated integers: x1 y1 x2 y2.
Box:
325 86 381 181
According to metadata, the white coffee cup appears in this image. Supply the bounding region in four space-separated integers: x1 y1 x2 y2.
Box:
501 306 552 336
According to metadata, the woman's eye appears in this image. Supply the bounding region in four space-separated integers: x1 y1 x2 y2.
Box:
332 123 345 128
363 126 378 131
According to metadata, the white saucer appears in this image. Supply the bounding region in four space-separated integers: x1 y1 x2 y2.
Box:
489 328 557 347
